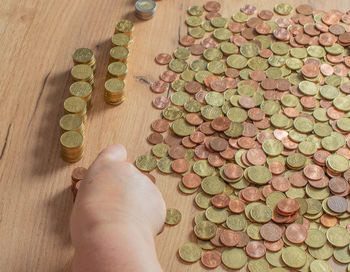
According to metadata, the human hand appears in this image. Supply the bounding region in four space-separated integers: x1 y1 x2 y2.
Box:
70 144 166 272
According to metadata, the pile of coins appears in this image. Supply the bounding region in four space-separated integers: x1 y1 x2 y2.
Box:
135 0 156 20
104 20 133 105
136 1 350 270
60 48 95 162
71 166 87 200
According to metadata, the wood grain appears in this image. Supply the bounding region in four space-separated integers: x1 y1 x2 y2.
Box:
0 0 349 271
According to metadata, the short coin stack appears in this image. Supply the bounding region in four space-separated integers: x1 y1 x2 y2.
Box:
135 0 156 20
104 19 133 105
71 167 87 200
136 2 350 271
60 48 95 163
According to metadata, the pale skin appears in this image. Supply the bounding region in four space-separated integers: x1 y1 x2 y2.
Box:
70 144 166 272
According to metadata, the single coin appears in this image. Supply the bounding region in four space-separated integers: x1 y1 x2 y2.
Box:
246 241 266 259
327 195 348 213
221 248 247 269
152 96 170 110
147 132 163 145
178 242 202 263
211 194 230 208
277 198 300 215
201 250 221 269
228 199 245 213
260 222 283 242
165 208 182 225
303 164 324 180
285 223 307 244
182 173 201 189
220 229 241 247
171 159 190 174
320 214 338 227
151 119 169 133
281 246 307 268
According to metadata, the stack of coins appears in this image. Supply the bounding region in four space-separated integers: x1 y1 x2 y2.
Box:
63 96 87 123
59 114 85 135
71 167 87 200
60 131 84 163
69 81 93 108
105 19 134 105
135 0 156 20
71 64 94 86
72 48 96 71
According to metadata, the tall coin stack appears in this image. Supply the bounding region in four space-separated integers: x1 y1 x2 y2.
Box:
135 0 156 20
104 19 133 105
59 48 95 163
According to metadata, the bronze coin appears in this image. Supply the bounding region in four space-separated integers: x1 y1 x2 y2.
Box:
211 193 230 208
222 77 237 89
260 222 283 242
194 144 209 159
151 119 169 133
241 187 261 202
220 230 241 247
238 96 256 109
189 44 205 55
261 78 276 90
160 70 177 83
327 195 348 213
264 239 284 252
246 241 266 259
190 131 205 144
242 123 259 138
259 48 273 58
155 53 172 65
320 63 334 76
269 161 285 175
228 199 245 214
237 137 256 149
313 150 330 166
327 106 344 119
150 80 169 93
147 132 163 145
228 22 245 33
152 96 170 109
208 153 226 167
271 176 290 192
164 132 182 146
255 23 271 35
200 122 215 135
302 63 320 78
224 164 243 180
201 250 221 269
204 1 221 12
182 173 201 189
258 9 274 20
319 32 337 46
171 159 189 174
225 68 240 78
181 136 197 148
220 147 236 160
303 164 324 181
185 81 202 94
285 223 307 244
186 113 203 126
296 4 313 15
241 4 256 15
211 117 231 132
248 108 265 121
210 228 224 247
179 35 195 47
320 214 338 227
246 148 266 166
209 137 228 152
262 184 275 198
210 79 226 92
168 145 186 159
288 172 308 187
205 11 221 20
308 175 329 189
329 177 347 194
273 28 290 40
71 167 87 182
201 37 218 49
236 231 250 248
277 198 300 215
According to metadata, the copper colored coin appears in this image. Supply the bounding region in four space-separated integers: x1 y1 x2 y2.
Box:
164 133 182 146
205 11 221 20
211 193 230 208
264 239 284 252
209 137 228 152
246 148 266 166
152 96 170 109
272 208 290 224
168 145 186 159
236 231 250 248
277 198 300 215
186 113 203 126
238 96 256 109
308 176 329 189
171 159 189 174
329 177 347 194
247 17 262 28
243 123 258 137
210 229 224 247
231 35 248 46
237 137 256 149
283 107 299 118
262 184 275 198
150 80 169 93
327 54 344 64
182 173 201 189
295 33 311 44
200 122 215 135
288 172 308 187
316 22 329 32
241 187 261 202
204 1 221 12
327 106 344 119
225 68 239 78
185 81 202 94
190 131 205 144
182 136 196 148
208 153 226 167
220 147 236 160
271 176 290 192
259 48 273 58
228 199 245 214
275 17 292 28
201 37 218 49
327 195 348 213
210 79 226 92
303 164 324 180
258 9 274 20
320 214 338 227
220 230 241 247
189 44 204 55
151 119 169 133
319 32 337 46
194 144 209 159
313 150 330 165
211 117 231 132
71 167 87 182
269 161 285 175
248 108 265 121
201 250 221 269
250 70 266 82
260 222 283 242
240 4 256 15
273 28 290 40
320 63 334 76
246 241 266 259
302 63 320 78
285 223 307 244
222 77 237 89
228 22 245 33
179 35 195 47
261 78 276 90
304 24 320 36
147 132 163 145
224 164 243 180
155 53 172 65
255 23 271 35
296 4 313 15
160 70 177 83
339 32 350 43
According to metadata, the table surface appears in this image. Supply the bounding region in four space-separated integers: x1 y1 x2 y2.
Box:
1 0 349 271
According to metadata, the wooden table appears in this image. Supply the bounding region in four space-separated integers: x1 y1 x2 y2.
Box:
1 0 349 271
